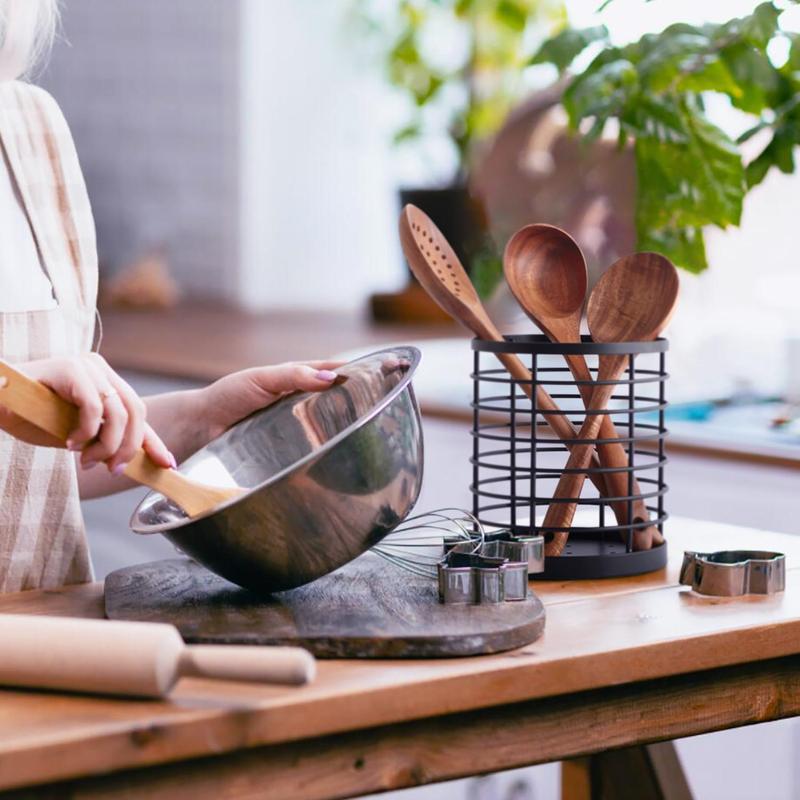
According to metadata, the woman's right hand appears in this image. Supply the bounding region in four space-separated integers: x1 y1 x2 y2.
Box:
0 354 174 474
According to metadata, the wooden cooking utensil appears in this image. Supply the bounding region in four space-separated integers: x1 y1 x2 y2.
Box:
0 361 243 517
504 224 662 550
0 614 315 697
542 252 679 555
399 204 610 500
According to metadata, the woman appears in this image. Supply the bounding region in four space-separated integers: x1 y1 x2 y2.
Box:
0 0 338 592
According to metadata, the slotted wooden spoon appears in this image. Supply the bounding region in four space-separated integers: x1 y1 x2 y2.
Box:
504 224 662 550
0 361 243 517
542 252 679 556
399 204 613 502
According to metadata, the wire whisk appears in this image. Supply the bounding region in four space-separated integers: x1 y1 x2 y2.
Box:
372 508 485 578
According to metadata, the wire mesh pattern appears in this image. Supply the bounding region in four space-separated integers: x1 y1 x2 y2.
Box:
471 335 669 578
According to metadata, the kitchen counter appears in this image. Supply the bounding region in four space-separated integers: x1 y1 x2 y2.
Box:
2 517 800 799
99 304 800 469
97 303 458 382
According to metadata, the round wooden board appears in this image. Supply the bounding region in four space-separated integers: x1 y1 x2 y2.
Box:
104 554 545 658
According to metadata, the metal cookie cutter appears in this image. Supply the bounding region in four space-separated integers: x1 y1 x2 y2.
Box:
480 531 545 576
680 550 786 596
437 551 529 605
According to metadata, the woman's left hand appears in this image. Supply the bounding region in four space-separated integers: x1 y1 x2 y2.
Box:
198 360 343 440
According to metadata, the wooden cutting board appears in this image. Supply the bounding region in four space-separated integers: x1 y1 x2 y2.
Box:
104 554 545 658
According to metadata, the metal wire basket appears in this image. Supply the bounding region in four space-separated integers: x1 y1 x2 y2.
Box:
471 334 669 579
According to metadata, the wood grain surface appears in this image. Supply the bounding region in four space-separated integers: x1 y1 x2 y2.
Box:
3 656 800 800
104 553 546 658
1 517 800 796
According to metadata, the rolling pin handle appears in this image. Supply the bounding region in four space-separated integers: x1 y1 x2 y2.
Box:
179 645 316 686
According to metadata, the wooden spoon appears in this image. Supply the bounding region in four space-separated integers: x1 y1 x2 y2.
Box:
0 361 243 517
504 224 663 550
399 204 611 502
542 252 679 555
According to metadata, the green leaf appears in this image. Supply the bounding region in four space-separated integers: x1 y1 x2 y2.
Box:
629 94 745 274
678 58 742 97
529 25 609 72
638 225 708 273
716 2 781 50
786 32 800 73
746 124 800 187
495 0 528 32
636 25 710 87
563 54 637 127
719 43 781 113
393 123 422 144
469 243 504 299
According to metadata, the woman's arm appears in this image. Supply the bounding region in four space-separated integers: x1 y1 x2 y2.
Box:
77 361 340 499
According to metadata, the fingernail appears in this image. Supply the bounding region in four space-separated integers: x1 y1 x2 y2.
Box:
112 462 128 477
82 460 97 470
66 439 80 452
315 370 338 382
169 453 177 469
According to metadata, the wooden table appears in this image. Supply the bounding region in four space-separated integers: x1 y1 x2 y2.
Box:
1 518 799 799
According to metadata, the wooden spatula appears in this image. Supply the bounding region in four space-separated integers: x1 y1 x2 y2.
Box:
399 204 615 506
543 253 679 555
0 361 243 517
504 224 663 550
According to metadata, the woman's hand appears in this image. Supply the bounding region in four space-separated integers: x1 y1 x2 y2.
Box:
0 354 174 473
198 360 343 440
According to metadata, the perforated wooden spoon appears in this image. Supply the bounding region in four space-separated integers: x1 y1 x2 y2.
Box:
399 204 611 499
504 224 662 550
0 361 243 517
542 252 679 556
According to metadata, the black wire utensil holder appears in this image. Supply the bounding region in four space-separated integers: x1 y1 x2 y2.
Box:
471 334 668 579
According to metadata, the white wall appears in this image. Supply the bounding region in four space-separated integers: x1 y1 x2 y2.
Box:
41 0 241 302
41 0 403 311
238 0 403 311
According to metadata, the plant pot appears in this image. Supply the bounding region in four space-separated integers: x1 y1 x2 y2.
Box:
370 184 490 324
398 185 487 272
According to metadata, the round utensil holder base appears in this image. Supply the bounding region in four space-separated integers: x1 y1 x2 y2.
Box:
471 334 669 580
532 534 668 580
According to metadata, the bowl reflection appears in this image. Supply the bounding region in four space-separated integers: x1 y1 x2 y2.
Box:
130 347 424 594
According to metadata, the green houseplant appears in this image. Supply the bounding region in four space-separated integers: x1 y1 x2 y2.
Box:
530 0 800 274
353 0 566 299
359 0 800 297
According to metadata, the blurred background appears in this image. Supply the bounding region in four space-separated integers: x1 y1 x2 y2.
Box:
41 0 800 412
38 1 800 798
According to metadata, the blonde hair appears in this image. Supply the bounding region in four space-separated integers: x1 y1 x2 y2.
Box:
0 0 59 81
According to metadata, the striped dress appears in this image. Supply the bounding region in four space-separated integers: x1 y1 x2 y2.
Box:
0 81 97 592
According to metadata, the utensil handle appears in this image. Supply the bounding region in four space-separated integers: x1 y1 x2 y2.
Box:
179 645 316 686
0 359 169 487
543 381 617 555
564 353 660 546
495 352 612 506
0 359 79 440
0 360 237 517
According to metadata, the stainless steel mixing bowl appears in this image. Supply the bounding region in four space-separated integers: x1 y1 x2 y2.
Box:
130 347 423 593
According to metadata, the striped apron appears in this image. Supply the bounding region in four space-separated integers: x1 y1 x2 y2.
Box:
0 81 98 592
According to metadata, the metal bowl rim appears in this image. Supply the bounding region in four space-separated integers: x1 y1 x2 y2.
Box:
129 345 422 534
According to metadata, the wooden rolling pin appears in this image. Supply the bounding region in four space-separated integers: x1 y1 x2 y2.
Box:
0 615 316 698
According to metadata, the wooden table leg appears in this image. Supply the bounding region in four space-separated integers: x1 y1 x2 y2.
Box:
562 758 592 800
562 742 693 800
